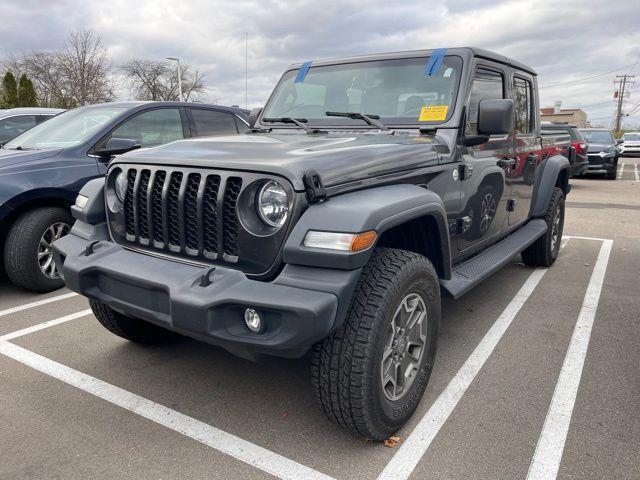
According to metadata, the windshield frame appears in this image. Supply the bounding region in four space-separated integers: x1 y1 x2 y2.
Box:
258 54 465 131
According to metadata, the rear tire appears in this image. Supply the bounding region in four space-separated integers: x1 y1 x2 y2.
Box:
4 207 73 292
90 300 178 344
311 248 440 441
522 187 565 267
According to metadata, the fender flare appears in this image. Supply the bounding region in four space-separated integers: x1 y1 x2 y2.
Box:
283 184 451 276
532 154 569 217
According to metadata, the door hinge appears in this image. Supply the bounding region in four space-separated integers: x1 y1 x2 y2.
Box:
507 199 517 212
458 164 473 180
303 170 327 204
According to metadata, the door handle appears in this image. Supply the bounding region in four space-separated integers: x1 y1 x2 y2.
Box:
497 158 516 168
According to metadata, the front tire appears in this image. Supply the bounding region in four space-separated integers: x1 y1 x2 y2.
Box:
606 159 618 180
90 300 178 344
311 248 440 441
4 207 73 292
522 187 565 267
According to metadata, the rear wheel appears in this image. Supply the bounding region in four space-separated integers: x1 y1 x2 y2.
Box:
4 207 73 292
311 248 440 441
90 300 178 344
522 187 565 267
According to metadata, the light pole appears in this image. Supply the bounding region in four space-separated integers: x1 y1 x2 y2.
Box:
166 57 183 101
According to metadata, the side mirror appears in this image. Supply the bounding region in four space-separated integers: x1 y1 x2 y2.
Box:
248 107 262 129
98 138 142 156
616 138 623 144
477 99 514 135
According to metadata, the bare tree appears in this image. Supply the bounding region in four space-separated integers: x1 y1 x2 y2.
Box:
121 58 205 102
57 30 115 105
2 30 115 108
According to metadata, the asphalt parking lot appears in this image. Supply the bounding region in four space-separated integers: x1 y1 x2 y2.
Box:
0 157 638 480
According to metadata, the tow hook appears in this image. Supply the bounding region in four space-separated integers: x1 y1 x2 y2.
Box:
199 267 217 287
83 240 100 256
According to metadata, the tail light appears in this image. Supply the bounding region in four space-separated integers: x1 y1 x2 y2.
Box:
572 141 585 154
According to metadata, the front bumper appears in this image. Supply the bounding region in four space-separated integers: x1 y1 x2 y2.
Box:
586 154 616 171
54 228 361 360
619 147 640 156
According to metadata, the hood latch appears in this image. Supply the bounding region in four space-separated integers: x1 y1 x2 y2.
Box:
303 170 327 204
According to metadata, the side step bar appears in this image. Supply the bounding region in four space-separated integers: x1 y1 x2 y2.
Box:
440 219 547 298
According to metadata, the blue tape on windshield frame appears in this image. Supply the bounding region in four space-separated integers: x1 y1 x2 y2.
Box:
294 61 312 83
425 48 447 76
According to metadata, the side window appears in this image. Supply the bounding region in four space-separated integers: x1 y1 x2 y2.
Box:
467 68 504 135
513 77 533 134
191 109 238 136
0 115 38 143
106 108 183 148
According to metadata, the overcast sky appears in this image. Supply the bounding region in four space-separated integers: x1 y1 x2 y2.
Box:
2 0 640 127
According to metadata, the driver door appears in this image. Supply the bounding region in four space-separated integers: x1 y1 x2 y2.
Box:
457 63 511 253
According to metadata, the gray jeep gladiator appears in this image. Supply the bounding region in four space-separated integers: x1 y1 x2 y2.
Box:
54 47 569 441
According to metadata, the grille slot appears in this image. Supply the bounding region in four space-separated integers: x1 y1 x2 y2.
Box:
184 173 201 253
150 171 166 245
124 169 137 237
136 170 151 241
202 175 221 257
223 177 242 258
166 172 183 247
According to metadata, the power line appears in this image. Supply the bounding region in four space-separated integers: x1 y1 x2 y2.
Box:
540 58 640 88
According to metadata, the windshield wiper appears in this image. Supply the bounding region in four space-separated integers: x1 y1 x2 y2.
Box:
262 117 316 133
325 111 389 130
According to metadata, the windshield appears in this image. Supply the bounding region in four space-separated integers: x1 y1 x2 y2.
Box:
623 133 640 141
4 106 127 149
262 56 463 127
580 129 614 144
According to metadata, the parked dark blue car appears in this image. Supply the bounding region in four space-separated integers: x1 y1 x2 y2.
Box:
0 101 248 292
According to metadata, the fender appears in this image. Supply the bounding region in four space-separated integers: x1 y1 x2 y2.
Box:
0 187 78 224
531 154 569 217
283 184 451 275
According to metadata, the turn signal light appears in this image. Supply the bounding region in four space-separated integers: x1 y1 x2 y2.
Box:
350 231 377 252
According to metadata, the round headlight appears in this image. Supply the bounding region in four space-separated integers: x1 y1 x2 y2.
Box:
257 180 289 228
114 171 127 202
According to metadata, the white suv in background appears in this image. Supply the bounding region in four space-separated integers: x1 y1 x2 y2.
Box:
619 132 640 156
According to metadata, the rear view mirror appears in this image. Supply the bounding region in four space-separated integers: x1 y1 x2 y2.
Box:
477 99 514 135
98 138 142 156
248 107 262 129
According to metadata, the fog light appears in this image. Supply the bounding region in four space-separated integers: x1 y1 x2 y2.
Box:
244 308 263 333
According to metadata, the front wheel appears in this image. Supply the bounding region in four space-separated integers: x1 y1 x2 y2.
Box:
4 207 73 292
311 248 440 441
606 159 618 180
90 300 179 344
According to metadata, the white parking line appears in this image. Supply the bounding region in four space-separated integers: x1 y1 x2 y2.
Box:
0 309 92 341
0 292 78 318
0 340 335 480
635 163 639 181
526 239 612 480
617 163 624 179
378 266 549 480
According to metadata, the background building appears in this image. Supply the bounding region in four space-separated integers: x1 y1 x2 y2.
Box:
540 101 588 127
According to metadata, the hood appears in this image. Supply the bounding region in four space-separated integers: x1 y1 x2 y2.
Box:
0 148 63 169
115 132 445 190
587 143 615 153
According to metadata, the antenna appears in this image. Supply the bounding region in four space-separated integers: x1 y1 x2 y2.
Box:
245 32 248 110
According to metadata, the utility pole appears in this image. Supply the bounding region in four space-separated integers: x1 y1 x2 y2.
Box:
614 74 635 131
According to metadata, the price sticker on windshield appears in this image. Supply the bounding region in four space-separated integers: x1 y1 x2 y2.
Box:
419 105 448 122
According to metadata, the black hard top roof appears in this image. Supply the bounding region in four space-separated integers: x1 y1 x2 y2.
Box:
288 47 536 76
83 101 249 117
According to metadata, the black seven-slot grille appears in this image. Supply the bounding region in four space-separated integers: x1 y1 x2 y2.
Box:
118 166 243 262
